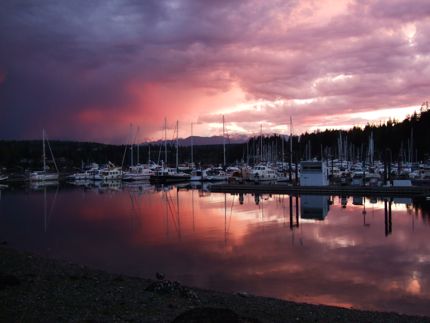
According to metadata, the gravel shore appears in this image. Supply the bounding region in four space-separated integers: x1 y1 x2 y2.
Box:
1 245 429 322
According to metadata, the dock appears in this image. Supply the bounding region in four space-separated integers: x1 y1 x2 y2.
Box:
209 183 430 197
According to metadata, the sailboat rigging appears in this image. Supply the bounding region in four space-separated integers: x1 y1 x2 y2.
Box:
29 129 59 182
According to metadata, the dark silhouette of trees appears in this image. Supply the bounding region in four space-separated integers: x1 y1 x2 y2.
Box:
1 106 430 171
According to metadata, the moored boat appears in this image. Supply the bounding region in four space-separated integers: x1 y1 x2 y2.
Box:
249 165 278 183
149 168 191 184
123 164 155 181
94 168 123 181
68 164 100 181
29 129 59 182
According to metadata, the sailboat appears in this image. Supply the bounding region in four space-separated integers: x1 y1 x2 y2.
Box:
29 129 59 182
149 119 191 184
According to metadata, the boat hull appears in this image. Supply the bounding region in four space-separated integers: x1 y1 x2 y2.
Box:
123 174 151 181
30 173 59 181
149 175 190 184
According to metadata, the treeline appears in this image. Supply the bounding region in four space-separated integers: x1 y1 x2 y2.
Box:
1 106 430 171
0 140 245 171
247 106 430 164
296 106 430 162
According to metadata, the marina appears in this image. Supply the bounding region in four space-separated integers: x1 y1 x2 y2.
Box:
2 1 430 320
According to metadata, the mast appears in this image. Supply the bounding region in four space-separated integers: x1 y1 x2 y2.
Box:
130 124 137 167
260 124 263 163
191 122 193 165
121 124 132 168
410 128 413 163
282 133 284 165
289 117 293 164
42 129 46 172
223 115 226 166
136 126 140 165
289 117 293 182
164 118 167 169
246 140 249 165
369 131 374 166
176 120 179 169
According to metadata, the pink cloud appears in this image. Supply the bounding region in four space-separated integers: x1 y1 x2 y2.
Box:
1 0 430 141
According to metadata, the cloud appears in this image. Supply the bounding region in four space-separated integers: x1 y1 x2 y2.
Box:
0 0 429 142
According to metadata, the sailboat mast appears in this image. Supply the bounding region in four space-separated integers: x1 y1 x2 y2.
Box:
246 140 249 165
260 124 263 163
282 134 284 164
176 120 179 169
223 115 226 166
191 122 194 165
164 118 167 169
137 126 140 165
410 128 413 163
130 124 134 167
42 129 46 172
289 117 293 165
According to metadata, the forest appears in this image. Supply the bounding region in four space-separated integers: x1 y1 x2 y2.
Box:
1 105 429 171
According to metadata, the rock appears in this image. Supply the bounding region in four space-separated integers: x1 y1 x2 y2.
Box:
172 307 260 323
112 276 124 282
145 280 199 301
155 272 165 280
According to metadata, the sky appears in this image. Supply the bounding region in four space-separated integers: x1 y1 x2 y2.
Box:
0 0 429 143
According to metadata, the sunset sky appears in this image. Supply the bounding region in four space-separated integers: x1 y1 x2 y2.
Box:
1 0 429 143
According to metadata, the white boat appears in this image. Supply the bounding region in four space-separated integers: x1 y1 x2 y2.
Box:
205 167 228 182
0 174 8 181
30 129 59 182
249 165 278 183
69 163 100 181
94 166 123 181
190 168 208 181
69 167 99 181
123 164 155 181
30 171 59 181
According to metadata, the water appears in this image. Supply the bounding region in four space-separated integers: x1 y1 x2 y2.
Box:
1 182 430 316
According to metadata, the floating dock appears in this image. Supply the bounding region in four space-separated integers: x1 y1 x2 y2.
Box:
210 183 430 197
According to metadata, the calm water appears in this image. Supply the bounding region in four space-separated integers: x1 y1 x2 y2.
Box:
1 182 430 316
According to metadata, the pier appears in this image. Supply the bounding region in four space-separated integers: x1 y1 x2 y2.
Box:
210 183 430 197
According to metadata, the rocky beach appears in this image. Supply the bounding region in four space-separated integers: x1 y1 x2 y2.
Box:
1 245 429 322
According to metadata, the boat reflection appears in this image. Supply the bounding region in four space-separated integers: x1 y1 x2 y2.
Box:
1 186 430 317
300 195 329 220
30 180 59 190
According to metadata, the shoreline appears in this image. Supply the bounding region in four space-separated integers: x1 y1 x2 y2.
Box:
1 245 429 322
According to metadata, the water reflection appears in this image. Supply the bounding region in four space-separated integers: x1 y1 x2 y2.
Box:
300 195 329 220
0 184 430 316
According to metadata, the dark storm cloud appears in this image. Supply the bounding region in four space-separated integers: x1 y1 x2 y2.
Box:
0 0 429 141
0 0 270 141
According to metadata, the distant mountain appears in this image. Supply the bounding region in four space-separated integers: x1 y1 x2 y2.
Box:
146 135 249 146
